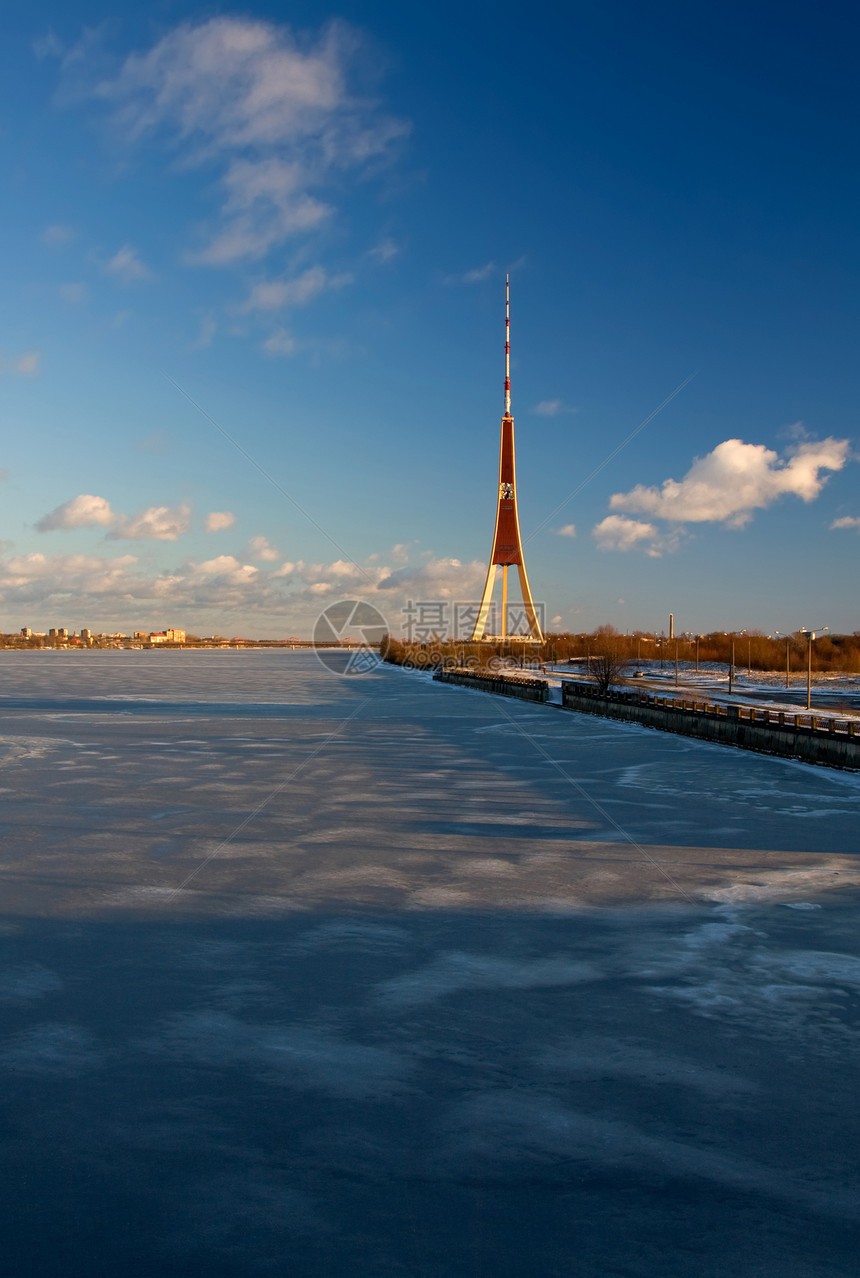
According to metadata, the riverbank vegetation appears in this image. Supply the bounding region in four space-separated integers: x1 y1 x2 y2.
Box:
381 628 860 676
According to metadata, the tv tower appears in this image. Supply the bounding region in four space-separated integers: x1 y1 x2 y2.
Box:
471 276 543 642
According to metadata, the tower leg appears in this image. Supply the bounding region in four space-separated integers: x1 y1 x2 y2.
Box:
516 563 544 642
501 565 508 639
471 563 497 640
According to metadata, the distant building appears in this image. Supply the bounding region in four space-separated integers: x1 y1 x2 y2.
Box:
80 629 91 642
21 627 32 638
150 629 185 644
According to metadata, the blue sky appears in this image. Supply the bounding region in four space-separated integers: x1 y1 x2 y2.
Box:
2 0 858 637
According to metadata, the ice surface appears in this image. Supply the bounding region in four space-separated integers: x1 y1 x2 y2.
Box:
2 650 860 1276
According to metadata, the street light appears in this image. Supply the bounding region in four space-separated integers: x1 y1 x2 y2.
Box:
728 635 735 696
774 632 791 690
636 635 653 676
800 626 828 711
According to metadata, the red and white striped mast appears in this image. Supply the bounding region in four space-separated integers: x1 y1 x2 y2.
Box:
504 273 511 416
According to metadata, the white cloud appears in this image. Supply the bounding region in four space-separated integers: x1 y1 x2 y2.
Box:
193 158 331 265
609 436 850 529
262 328 297 357
37 494 115 532
532 399 576 417
367 237 399 263
194 555 258 584
246 535 280 562
831 516 860 531
0 542 498 631
93 17 408 266
557 524 576 538
205 510 235 532
0 551 140 598
59 282 88 304
138 431 169 455
193 314 216 349
592 515 665 557
463 262 494 282
304 558 368 586
41 224 74 244
376 555 486 599
446 261 495 285
551 615 562 626
104 245 151 283
34 32 65 62
283 556 390 604
241 265 352 312
37 494 191 542
1 351 41 376
109 503 191 541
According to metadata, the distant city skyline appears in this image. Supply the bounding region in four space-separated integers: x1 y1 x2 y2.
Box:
2 2 858 636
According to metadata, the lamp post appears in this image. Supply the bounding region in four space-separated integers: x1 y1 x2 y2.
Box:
775 632 791 690
728 637 735 696
800 626 828 711
636 635 653 676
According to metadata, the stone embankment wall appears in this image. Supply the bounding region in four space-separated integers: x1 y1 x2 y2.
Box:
433 668 548 703
561 682 859 770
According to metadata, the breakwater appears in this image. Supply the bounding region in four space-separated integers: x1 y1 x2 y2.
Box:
433 668 548 702
432 669 859 769
561 681 859 770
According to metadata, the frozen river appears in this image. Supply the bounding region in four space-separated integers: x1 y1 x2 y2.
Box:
2 649 860 1276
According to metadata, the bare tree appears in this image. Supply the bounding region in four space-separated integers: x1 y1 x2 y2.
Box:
590 633 630 695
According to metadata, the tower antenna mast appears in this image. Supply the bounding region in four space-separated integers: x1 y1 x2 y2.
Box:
504 272 511 415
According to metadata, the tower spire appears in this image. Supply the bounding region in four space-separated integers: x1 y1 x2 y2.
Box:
504 273 511 415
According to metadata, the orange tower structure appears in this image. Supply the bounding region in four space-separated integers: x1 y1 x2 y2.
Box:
471 276 543 641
